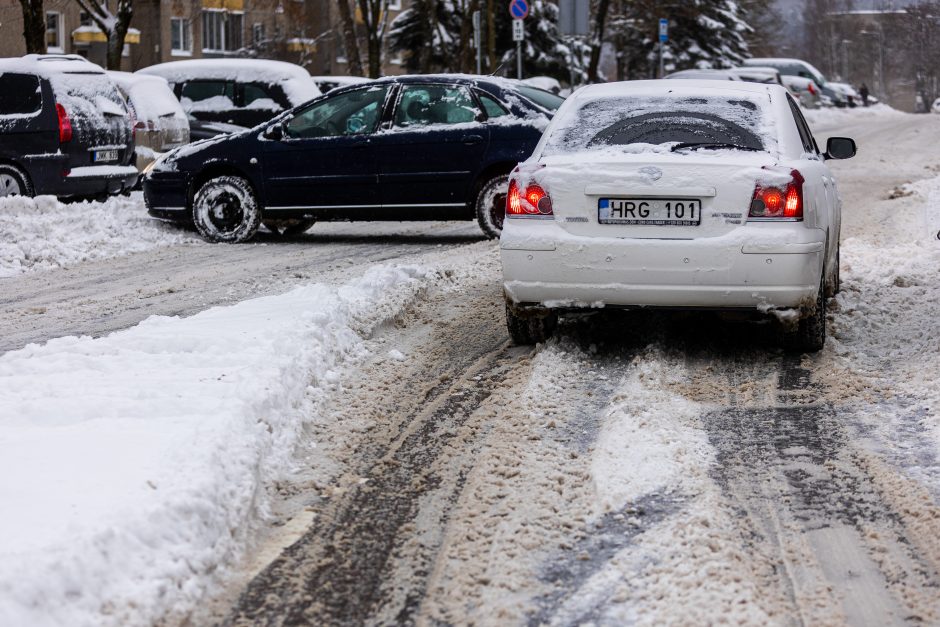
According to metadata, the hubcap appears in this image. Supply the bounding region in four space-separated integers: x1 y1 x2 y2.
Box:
0 173 22 197
206 189 244 232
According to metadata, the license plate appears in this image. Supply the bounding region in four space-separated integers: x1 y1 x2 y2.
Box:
599 198 702 226
94 150 119 163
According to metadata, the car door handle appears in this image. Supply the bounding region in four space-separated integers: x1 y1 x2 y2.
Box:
463 135 484 145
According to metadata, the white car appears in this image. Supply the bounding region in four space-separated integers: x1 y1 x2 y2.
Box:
781 75 822 109
500 80 856 351
107 71 189 170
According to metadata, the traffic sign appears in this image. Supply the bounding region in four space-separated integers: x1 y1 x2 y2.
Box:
659 18 668 42
512 18 525 41
509 0 529 20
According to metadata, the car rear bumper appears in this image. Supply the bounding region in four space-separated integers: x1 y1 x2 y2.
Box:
500 221 825 311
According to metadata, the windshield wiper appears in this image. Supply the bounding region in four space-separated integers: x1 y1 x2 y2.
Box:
670 141 761 152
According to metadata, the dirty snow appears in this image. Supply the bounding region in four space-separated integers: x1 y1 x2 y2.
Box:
0 193 199 277
0 263 436 627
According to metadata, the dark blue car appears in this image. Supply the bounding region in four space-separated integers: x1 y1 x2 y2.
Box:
143 75 562 242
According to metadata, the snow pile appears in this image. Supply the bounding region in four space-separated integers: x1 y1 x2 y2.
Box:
0 263 435 627
803 103 905 130
0 194 199 277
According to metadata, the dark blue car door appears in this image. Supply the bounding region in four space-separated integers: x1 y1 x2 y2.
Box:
260 85 390 210
372 83 490 211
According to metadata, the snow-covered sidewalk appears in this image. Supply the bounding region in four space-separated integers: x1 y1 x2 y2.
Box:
0 193 198 277
0 264 435 627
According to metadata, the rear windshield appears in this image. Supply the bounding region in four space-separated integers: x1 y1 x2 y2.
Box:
543 95 772 155
50 73 127 119
515 85 565 112
0 73 42 116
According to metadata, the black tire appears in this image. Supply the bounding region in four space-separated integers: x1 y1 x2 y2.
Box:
192 175 261 243
475 173 509 239
506 301 557 345
263 218 317 237
783 280 827 353
0 163 33 198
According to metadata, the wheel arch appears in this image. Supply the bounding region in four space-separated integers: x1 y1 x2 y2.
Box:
0 159 34 194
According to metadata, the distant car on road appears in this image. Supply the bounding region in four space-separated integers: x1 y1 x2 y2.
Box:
138 59 321 129
143 75 555 240
500 79 856 351
729 66 785 86
0 54 137 199
744 58 846 107
108 71 189 170
665 69 742 81
827 82 860 108
781 75 822 109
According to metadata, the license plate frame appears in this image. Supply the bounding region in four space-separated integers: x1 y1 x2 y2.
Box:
598 197 702 226
93 149 119 163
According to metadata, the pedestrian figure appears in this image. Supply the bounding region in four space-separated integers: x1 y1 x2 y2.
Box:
860 83 870 107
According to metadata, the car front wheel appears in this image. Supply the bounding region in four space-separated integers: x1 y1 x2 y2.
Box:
0 164 33 198
192 175 261 243
476 173 509 239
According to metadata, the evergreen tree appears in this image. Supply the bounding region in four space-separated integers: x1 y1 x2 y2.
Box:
494 0 591 82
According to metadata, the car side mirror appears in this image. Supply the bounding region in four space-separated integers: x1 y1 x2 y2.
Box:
824 137 856 160
264 122 285 141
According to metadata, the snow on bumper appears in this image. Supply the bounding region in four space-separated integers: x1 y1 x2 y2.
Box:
500 221 824 310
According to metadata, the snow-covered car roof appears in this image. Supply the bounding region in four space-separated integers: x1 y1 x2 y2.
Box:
0 54 106 77
310 75 371 85
138 59 321 106
570 79 777 100
780 75 819 89
107 70 186 122
666 69 742 81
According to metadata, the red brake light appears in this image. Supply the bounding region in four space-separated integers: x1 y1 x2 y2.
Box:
56 104 72 143
749 170 804 220
507 180 553 218
807 82 817 96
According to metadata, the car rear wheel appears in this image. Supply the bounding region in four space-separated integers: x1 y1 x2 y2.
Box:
505 299 557 345
476 173 509 239
783 280 827 353
0 164 33 198
192 175 261 243
263 218 317 237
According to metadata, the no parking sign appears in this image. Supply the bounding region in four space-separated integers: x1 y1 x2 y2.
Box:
509 0 529 20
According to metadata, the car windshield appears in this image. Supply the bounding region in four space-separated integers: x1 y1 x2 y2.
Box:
515 85 565 112
543 95 771 155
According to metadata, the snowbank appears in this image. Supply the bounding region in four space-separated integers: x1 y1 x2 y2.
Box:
0 194 199 277
803 103 905 131
0 263 434 627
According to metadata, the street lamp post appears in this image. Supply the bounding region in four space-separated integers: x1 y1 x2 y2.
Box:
860 29 885 100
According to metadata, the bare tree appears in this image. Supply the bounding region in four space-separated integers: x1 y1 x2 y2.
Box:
355 0 392 78
19 0 47 54
72 0 134 69
337 0 365 76
587 0 612 82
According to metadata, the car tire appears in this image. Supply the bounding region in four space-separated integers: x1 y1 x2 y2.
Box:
192 175 261 243
263 218 317 237
505 300 557 345
783 280 826 353
475 173 509 239
0 163 33 198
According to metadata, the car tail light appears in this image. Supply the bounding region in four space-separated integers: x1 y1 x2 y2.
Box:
506 179 554 218
749 170 804 220
807 82 817 96
56 104 72 143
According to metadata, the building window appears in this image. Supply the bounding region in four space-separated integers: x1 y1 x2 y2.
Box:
171 17 192 56
46 12 63 53
252 22 264 46
202 10 243 53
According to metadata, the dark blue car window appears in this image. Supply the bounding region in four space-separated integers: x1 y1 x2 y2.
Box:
393 85 479 128
477 92 509 119
286 85 389 139
0 73 41 115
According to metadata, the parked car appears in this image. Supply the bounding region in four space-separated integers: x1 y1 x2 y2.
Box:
143 75 556 240
187 118 249 141
744 58 846 107
827 82 860 108
665 69 742 81
729 66 785 86
107 71 189 170
500 79 856 351
311 75 372 93
781 75 822 109
0 54 137 199
522 76 563 95
138 59 321 129
933 97 940 114
510 82 566 112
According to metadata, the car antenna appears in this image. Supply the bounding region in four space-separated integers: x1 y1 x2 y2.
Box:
490 62 506 77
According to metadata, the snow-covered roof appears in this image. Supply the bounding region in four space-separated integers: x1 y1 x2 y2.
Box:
570 79 778 102
0 54 106 78
138 59 321 106
139 59 311 83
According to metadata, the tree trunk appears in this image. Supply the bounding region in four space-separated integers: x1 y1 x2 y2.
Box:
367 32 382 78
486 0 496 72
106 2 134 70
587 0 611 82
417 0 434 74
19 0 46 54
337 0 364 76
